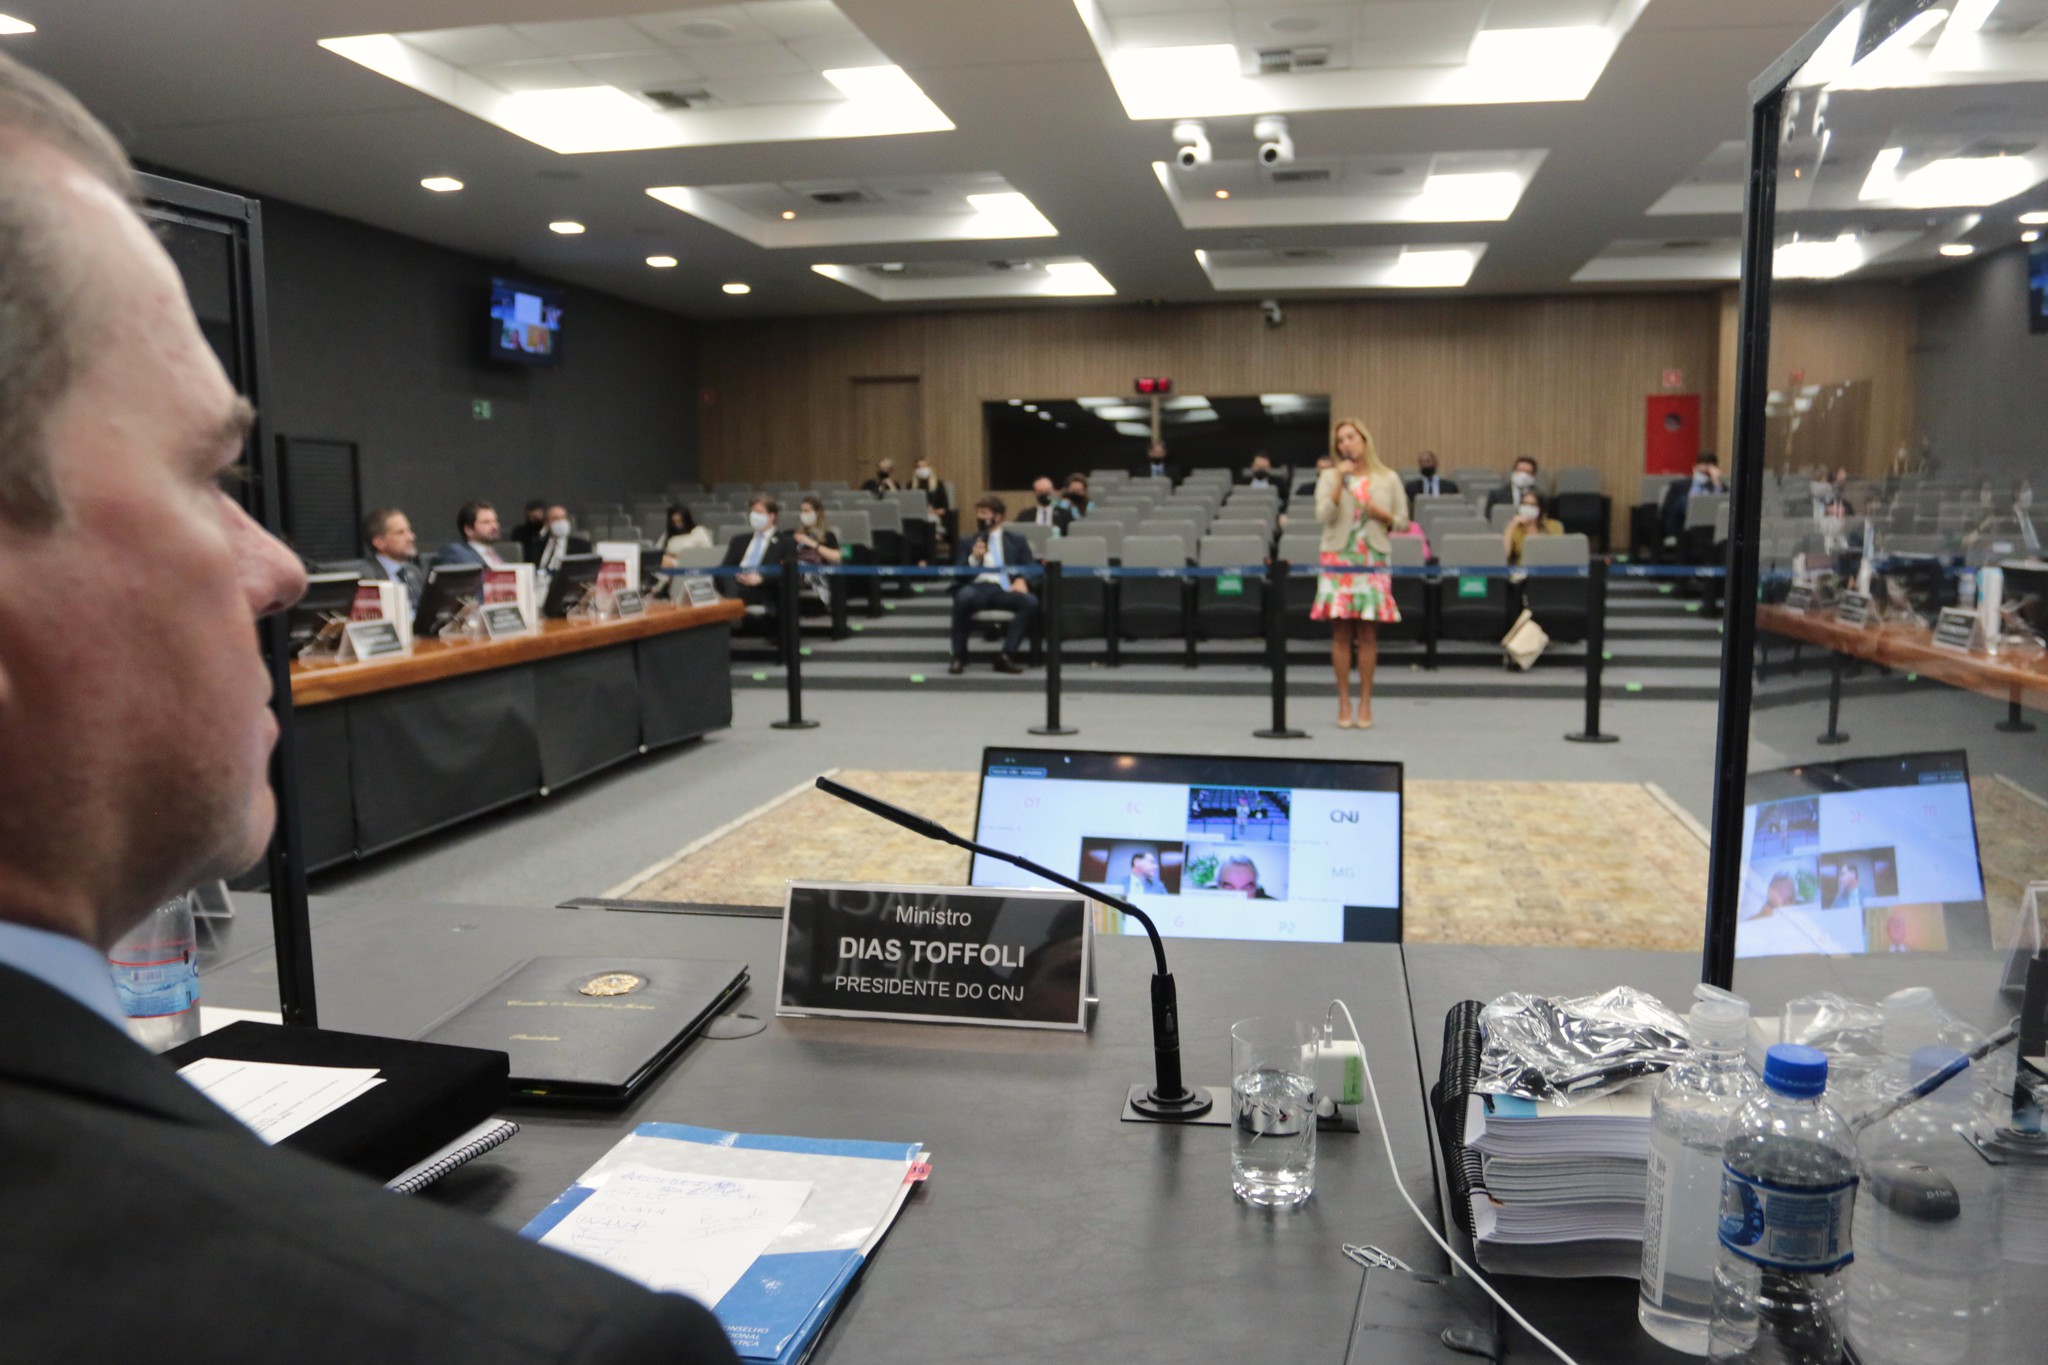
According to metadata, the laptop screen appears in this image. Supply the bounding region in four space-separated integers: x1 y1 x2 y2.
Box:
970 748 1402 943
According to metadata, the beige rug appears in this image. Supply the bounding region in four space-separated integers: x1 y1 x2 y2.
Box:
610 770 1715 951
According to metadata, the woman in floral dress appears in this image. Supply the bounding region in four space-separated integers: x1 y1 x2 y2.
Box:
1311 419 1410 729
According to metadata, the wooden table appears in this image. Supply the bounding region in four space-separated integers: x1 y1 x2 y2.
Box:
284 599 743 869
1756 602 2047 738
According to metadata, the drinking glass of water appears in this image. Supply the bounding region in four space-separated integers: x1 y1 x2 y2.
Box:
1231 1015 1317 1208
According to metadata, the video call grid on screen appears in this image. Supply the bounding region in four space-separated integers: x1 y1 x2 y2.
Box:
969 748 1403 944
1736 750 1990 960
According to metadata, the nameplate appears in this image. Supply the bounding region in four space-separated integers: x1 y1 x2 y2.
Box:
339 619 406 663
1833 591 1873 628
1932 607 1978 653
481 603 531 638
613 587 646 617
681 576 721 608
777 881 1090 1032
1784 585 1815 615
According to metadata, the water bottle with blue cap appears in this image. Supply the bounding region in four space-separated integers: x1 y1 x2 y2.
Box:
1706 1044 1858 1364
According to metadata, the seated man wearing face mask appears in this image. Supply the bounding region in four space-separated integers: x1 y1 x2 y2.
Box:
1403 452 1458 500
1660 455 1724 540
1485 456 1541 514
720 495 797 614
533 503 593 576
1028 477 1063 529
861 459 898 494
949 495 1038 675
1054 474 1093 533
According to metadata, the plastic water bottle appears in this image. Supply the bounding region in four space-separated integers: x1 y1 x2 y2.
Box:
1640 985 1759 1354
1706 1044 1858 1365
1847 1048 2001 1365
107 893 201 1052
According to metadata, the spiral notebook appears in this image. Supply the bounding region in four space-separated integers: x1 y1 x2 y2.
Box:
384 1118 521 1195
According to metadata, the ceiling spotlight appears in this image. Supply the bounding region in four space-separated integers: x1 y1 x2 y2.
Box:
420 176 464 193
2025 230 2042 243
781 210 797 220
1253 114 1294 167
1938 243 1975 257
2021 211 2048 225
645 255 678 268
548 220 586 235
0 15 36 35
1214 189 1231 200
722 282 751 295
1171 119 1211 170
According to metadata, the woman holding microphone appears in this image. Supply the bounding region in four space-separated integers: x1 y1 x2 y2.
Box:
1312 419 1409 729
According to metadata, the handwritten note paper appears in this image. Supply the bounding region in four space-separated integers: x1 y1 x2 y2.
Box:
178 1057 383 1144
539 1165 812 1306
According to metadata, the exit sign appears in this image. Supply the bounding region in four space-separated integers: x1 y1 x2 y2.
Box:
471 399 493 420
1134 377 1173 395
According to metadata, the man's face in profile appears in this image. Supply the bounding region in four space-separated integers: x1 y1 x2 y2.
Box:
0 139 304 945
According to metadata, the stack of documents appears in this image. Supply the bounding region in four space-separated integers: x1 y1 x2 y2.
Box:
522 1122 928 1365
1462 1081 1653 1278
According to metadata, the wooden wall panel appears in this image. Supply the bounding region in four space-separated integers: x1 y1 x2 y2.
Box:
1761 283 1918 476
697 294 1733 541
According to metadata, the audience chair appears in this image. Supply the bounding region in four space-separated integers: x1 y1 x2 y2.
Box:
1195 534 1268 640
1553 491 1611 553
1118 534 1189 639
1384 532 1429 646
1520 533 1591 644
1043 535 1111 642
1142 519 1201 559
1555 468 1602 495
1435 533 1511 643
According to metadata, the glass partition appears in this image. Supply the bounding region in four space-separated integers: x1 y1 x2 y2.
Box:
983 394 1329 487
1714 3 2047 1356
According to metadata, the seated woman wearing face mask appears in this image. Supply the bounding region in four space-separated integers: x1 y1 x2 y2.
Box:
1502 488 1562 565
792 495 842 611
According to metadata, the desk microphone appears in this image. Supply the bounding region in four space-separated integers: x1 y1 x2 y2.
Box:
814 776 1215 1120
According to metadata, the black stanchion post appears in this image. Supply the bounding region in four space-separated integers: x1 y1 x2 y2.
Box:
1998 693 2037 735
771 565 819 730
1424 568 1440 672
829 561 851 640
1107 570 1122 668
1030 566 1076 736
1817 648 1850 745
1255 558 1307 739
1566 558 1618 744
1182 570 1198 670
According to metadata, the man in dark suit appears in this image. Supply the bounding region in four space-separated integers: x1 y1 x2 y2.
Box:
1486 456 1541 514
1138 440 1179 484
0 52 738 1364
1662 454 1725 539
720 494 797 613
950 495 1038 674
1404 451 1459 500
510 498 549 564
362 506 423 610
532 502 595 575
433 500 506 568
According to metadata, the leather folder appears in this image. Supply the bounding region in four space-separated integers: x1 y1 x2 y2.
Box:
163 1022 509 1181
416 955 749 1103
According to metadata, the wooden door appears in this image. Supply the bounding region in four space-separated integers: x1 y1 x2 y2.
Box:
850 376 922 482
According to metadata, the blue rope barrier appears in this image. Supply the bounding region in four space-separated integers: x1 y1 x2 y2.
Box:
659 561 1729 582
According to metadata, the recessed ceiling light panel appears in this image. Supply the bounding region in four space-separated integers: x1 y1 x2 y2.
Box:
722 281 752 295
420 176 464 192
0 14 37 35
548 220 585 234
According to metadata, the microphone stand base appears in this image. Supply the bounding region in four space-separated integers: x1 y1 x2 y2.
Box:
1123 1082 1228 1126
1253 728 1308 740
1028 726 1079 736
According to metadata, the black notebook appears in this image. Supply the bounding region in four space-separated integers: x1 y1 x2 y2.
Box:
162 1022 509 1182
417 956 749 1103
1430 999 1488 1240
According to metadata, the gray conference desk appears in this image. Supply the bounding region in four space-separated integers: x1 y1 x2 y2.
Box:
201 897 1443 1364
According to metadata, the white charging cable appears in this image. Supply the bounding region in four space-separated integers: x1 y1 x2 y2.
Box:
1328 997 1584 1365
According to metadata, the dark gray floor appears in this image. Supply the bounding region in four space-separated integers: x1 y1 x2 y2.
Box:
308 687 1727 910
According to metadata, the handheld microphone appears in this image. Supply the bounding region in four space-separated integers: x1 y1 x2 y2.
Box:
814 776 1214 1120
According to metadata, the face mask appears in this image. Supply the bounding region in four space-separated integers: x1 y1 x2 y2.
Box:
1418 467 1436 479
749 511 772 532
548 518 570 537
977 517 995 533
799 510 818 528
1511 470 1534 490
914 466 930 481
1517 504 1540 522
1037 493 1052 506
1068 489 1086 503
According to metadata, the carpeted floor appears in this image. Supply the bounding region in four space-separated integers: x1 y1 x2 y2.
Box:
610 770 1716 951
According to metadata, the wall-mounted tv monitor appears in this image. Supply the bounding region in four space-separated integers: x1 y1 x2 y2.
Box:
489 277 563 366
2029 244 2048 336
969 747 1403 944
1735 750 1989 959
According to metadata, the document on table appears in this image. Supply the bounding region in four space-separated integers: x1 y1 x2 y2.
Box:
537 1165 813 1307
177 1057 384 1144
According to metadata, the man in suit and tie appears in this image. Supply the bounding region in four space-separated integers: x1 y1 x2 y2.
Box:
1486 456 1541 514
532 502 594 576
0 50 738 1363
1404 452 1459 500
720 494 796 614
949 495 1038 675
1139 440 1179 484
1028 477 1063 530
433 500 505 568
510 498 549 564
362 507 423 610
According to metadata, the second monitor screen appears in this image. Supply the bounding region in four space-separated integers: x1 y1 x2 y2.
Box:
970 749 1402 943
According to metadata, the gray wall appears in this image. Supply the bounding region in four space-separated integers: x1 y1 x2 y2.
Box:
1913 243 2048 486
260 199 698 552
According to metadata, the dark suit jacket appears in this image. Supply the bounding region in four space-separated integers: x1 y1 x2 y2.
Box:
533 534 596 572
1404 475 1460 499
511 522 548 565
953 527 1035 594
1661 477 1724 537
1135 461 1180 485
1484 484 1526 513
366 556 424 610
432 540 494 569
0 965 737 1364
720 530 797 600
